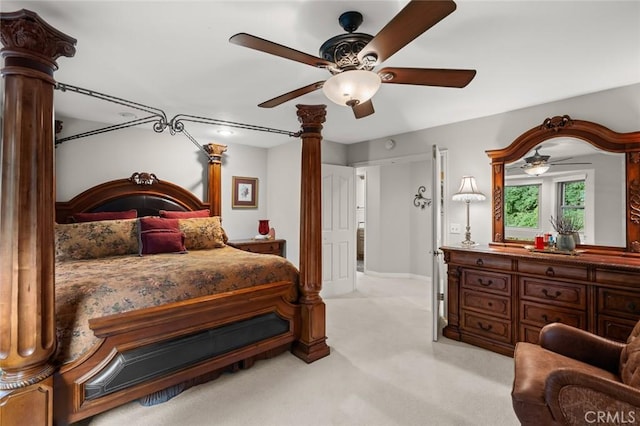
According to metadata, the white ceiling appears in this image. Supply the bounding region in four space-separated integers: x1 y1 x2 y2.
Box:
2 1 640 148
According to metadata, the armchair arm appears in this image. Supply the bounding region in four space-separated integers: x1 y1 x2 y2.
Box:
545 368 640 426
540 323 625 374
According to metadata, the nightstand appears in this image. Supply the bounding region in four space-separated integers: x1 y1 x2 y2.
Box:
227 239 286 257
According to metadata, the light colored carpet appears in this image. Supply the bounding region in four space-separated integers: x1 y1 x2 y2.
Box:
76 273 519 426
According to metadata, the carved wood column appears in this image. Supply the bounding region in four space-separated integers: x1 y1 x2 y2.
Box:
292 104 330 363
627 151 640 252
204 143 227 217
491 161 505 243
0 8 76 423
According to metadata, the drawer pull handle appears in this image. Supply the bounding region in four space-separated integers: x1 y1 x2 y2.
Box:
476 259 484 266
541 314 561 323
478 278 493 286
545 267 555 277
628 302 639 313
477 322 493 332
542 289 562 299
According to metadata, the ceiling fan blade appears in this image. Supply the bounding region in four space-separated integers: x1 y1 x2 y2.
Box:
230 33 334 69
549 157 575 163
378 67 476 87
258 81 325 108
551 162 593 166
352 99 375 119
358 0 457 65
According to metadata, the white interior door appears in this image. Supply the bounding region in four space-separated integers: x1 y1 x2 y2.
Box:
431 145 447 341
321 164 356 297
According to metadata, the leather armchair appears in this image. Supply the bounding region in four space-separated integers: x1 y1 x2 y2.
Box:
511 321 640 425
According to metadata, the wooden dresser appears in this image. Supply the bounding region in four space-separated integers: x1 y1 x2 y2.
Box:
227 239 286 257
441 245 640 356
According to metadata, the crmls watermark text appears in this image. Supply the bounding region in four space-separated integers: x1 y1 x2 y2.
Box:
585 411 636 424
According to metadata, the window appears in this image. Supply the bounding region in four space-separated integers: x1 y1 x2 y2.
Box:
557 180 585 231
505 184 540 228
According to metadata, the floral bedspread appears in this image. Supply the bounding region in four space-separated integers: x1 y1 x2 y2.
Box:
55 246 299 365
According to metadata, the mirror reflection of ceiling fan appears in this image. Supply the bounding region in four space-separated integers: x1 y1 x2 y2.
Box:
229 0 476 119
512 147 593 176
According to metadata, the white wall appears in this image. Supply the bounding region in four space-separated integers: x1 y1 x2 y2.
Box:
348 83 640 255
409 161 431 278
355 161 431 278
56 116 278 241
266 140 301 267
56 115 350 268
55 83 640 277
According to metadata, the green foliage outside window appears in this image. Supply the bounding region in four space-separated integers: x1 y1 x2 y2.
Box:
505 185 539 228
559 181 585 231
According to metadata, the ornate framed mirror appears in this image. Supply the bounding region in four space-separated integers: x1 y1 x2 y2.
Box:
486 115 640 253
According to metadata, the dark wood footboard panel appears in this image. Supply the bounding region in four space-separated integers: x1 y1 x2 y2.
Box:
54 281 300 425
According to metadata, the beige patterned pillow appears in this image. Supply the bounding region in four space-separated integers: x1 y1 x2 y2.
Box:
55 219 139 262
178 216 226 250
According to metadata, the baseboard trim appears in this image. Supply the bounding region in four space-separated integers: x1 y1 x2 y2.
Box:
361 271 430 282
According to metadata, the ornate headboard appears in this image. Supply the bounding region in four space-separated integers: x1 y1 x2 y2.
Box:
55 172 209 222
55 143 226 223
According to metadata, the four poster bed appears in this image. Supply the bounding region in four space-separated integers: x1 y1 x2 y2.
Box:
0 10 328 426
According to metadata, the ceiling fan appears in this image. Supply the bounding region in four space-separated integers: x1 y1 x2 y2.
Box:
229 0 476 119
513 147 593 176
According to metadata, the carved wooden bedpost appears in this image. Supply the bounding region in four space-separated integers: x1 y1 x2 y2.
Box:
293 104 331 363
204 143 227 217
0 9 76 425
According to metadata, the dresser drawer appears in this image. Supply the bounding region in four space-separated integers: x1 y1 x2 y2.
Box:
598 287 640 319
461 289 511 319
598 315 636 342
520 324 543 344
449 251 512 271
460 311 512 344
462 270 511 295
595 269 640 286
518 260 588 281
246 242 282 255
520 301 585 328
519 277 586 309
227 239 285 256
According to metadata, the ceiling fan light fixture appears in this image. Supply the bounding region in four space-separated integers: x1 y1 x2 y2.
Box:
523 163 550 176
322 70 381 107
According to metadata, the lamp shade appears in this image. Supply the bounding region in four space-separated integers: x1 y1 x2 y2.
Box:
522 163 550 176
322 70 381 106
452 176 486 202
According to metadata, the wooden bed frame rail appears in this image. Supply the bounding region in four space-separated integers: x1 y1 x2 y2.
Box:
0 9 329 426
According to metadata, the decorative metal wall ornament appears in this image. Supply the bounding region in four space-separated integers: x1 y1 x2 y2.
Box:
413 186 432 209
54 82 300 161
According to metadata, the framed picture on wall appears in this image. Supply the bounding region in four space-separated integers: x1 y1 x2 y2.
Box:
232 176 258 208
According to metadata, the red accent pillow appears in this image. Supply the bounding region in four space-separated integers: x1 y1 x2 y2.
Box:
138 217 180 232
139 229 187 255
72 209 137 222
159 209 210 218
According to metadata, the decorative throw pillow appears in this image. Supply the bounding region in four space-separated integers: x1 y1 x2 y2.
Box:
137 217 183 255
54 219 139 262
72 209 137 222
138 216 180 232
139 229 187 255
159 209 210 218
178 216 226 250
